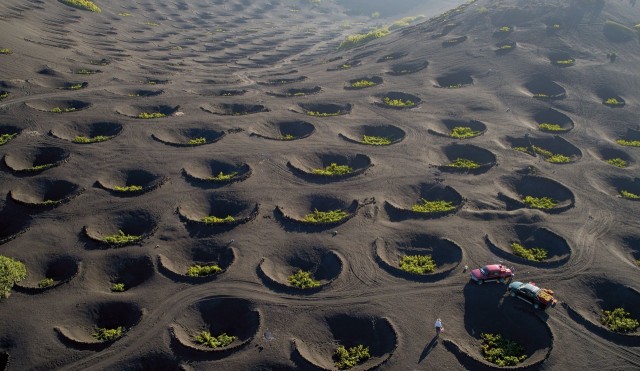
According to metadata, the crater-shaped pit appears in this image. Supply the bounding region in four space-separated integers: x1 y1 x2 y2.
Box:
298 102 351 117
258 247 343 294
275 195 359 230
158 240 235 283
14 254 80 293
0 125 20 146
0 206 30 245
9 178 84 208
596 87 626 108
435 71 473 88
495 39 516 54
182 159 251 186
292 314 398 370
201 103 269 116
622 236 640 267
103 254 154 292
26 99 91 113
384 182 463 220
178 193 259 234
508 135 582 163
442 35 468 47
388 59 428 75
151 127 225 147
96 169 168 197
485 225 572 267
375 234 463 281
374 91 421 110
109 353 184 371
345 76 383 90
3 146 70 174
428 119 487 139
116 104 180 119
435 144 497 174
287 153 372 182
498 174 575 213
594 146 633 168
549 51 575 67
524 77 566 100
267 86 321 98
50 121 123 144
107 88 164 97
606 176 640 201
533 108 574 133
83 209 158 248
171 297 260 356
55 301 143 350
339 124 405 146
615 128 640 147
250 120 315 141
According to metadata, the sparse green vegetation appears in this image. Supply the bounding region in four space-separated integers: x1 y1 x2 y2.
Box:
389 16 423 30
399 255 436 274
383 97 415 108
362 135 391 145
604 98 624 106
499 44 513 49
606 158 628 168
0 48 11 54
478 6 488 14
411 199 455 213
280 134 295 140
186 264 222 277
103 230 142 245
76 69 99 75
38 278 55 288
59 0 101 13
335 344 370 369
144 22 160 27
201 215 235 224
119 12 132 16
307 111 341 117
601 308 639 333
510 242 548 262
73 135 112 143
481 333 527 367
513 147 532 154
0 133 17 145
51 107 77 113
533 93 549 98
522 196 558 209
338 27 390 50
207 171 238 182
532 146 572 163
302 209 349 224
446 158 481 169
137 112 166 119
350 80 377 88
538 123 564 132
113 185 143 192
616 139 640 147
287 270 321 289
450 126 480 138
0 91 9 99
111 283 125 292
92 327 124 342
29 163 54 171
311 163 353 176
195 331 236 348
620 190 640 199
188 137 206 145
64 84 84 90
447 83 463 89
0 256 27 298
498 26 512 32
554 59 575 65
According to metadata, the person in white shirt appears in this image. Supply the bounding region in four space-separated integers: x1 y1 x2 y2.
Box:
435 318 442 336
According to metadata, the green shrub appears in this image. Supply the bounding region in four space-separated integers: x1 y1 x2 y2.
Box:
38 278 55 288
532 146 572 163
288 270 321 289
538 123 564 132
620 190 640 199
389 16 422 30
616 139 640 147
338 27 390 50
0 133 17 145
335 344 370 369
513 147 533 155
59 0 101 12
498 26 512 32
208 171 238 182
510 242 547 261
111 283 126 292
92 327 124 342
604 98 624 106
302 209 349 223
0 91 8 99
446 83 463 89
103 230 142 245
350 80 376 88
188 137 206 145
362 135 391 145
51 107 76 113
383 97 414 108
307 111 341 117
0 48 11 54
186 264 222 277
0 256 27 298
554 59 575 65
201 215 235 224
30 163 54 171
137 112 166 119
481 333 527 367
113 185 143 192
450 126 480 138
76 69 99 75
411 199 455 213
119 12 132 16
195 331 236 348
63 84 84 90
144 22 159 26
447 158 481 169
73 135 112 143
522 196 557 209
605 158 628 168
280 134 295 140
312 163 353 176
399 255 436 274
601 308 639 333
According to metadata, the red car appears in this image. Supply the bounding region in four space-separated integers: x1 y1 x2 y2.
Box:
470 264 514 285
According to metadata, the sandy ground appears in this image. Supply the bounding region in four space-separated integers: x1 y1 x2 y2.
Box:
0 0 639 370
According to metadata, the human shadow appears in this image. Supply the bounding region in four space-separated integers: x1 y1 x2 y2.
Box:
418 336 438 363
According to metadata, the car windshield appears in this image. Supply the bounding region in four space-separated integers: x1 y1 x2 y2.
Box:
480 267 487 275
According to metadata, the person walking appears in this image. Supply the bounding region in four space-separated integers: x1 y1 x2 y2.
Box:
435 318 442 336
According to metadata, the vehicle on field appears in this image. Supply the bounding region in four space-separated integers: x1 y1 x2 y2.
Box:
508 281 557 310
470 264 514 285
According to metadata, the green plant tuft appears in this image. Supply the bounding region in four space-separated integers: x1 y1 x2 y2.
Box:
338 27 390 50
137 112 166 119
59 0 101 13
606 158 628 168
620 190 640 199
498 26 512 32
335 344 371 369
195 331 236 348
554 59 575 65
288 270 321 289
481 333 527 367
208 171 238 182
38 278 55 288
0 256 26 299
188 137 206 145
604 98 624 106
307 110 341 117
0 48 11 54
362 135 391 145
51 107 77 113
280 134 295 140
73 135 112 143
302 209 349 224
450 126 480 138
0 133 17 145
522 196 557 209
447 158 481 169
103 230 142 245
601 308 639 333
510 242 548 262
92 327 124 341
312 163 353 176
113 185 143 192
0 91 9 99
532 145 572 163
111 283 125 292
538 123 564 132
399 255 436 274
411 199 455 213
186 264 222 277
350 80 376 88
29 163 54 171
383 97 414 108
616 139 640 147
201 215 235 224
